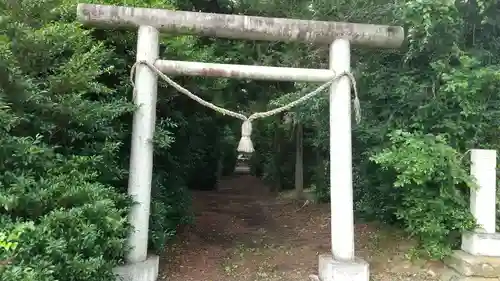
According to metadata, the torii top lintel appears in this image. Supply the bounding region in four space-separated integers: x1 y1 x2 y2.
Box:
76 3 405 49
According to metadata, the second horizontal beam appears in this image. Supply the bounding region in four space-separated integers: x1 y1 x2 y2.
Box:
154 60 335 82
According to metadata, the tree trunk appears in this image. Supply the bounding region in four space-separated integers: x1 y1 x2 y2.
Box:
215 157 223 190
271 118 282 193
295 122 304 199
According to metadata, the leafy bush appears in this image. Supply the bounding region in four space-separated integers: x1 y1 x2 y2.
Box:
0 103 132 281
369 130 477 258
0 1 133 280
1 0 212 279
245 0 500 260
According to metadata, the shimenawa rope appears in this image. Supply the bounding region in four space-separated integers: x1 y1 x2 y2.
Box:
130 60 361 154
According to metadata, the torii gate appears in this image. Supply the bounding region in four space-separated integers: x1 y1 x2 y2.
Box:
76 4 404 281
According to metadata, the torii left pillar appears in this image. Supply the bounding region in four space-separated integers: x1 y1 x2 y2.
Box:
114 25 161 281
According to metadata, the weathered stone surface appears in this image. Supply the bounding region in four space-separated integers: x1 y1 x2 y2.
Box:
114 255 159 281
462 232 500 257
440 267 500 281
76 4 405 48
444 250 500 278
318 254 369 281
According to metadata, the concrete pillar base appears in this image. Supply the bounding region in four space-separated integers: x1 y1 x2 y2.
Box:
318 254 369 281
114 255 159 281
462 232 500 257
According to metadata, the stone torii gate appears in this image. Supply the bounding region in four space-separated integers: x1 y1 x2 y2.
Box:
76 4 404 281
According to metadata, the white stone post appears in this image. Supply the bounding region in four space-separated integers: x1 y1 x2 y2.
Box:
470 149 497 234
318 39 369 281
127 25 159 264
461 149 500 257
329 38 355 261
441 149 500 281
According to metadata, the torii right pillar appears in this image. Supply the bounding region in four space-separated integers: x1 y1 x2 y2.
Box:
318 37 370 281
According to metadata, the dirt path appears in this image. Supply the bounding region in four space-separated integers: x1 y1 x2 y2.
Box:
160 175 445 281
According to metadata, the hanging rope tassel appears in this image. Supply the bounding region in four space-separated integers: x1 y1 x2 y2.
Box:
353 93 361 124
237 119 254 153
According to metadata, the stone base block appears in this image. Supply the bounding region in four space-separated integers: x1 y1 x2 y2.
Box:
462 232 500 257
444 250 500 277
318 254 369 281
114 255 159 281
440 268 500 281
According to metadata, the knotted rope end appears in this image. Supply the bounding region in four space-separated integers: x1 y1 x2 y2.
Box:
237 120 254 154
353 96 361 124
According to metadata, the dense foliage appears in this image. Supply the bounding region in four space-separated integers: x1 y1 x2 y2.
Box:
0 0 202 280
247 0 500 259
1 0 500 279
